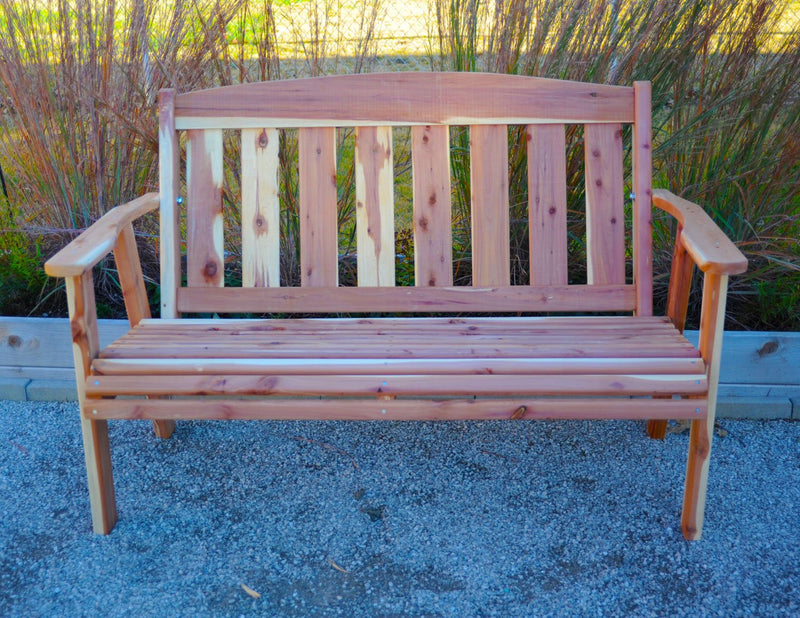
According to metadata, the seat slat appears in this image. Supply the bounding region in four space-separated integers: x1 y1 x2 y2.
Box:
299 127 338 286
86 373 707 398
241 128 280 287
585 123 626 285
412 125 452 287
85 397 707 422
187 129 224 287
470 124 510 286
92 356 705 377
355 126 395 286
528 124 568 285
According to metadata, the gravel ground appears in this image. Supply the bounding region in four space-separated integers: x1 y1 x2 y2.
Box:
1 400 798 617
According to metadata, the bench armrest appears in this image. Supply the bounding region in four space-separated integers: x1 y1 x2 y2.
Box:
44 193 159 278
653 189 747 275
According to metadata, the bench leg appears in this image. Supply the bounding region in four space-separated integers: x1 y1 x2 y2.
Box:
80 415 118 534
681 274 727 541
153 420 176 439
646 419 668 440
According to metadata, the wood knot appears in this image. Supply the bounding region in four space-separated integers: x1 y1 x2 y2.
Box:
595 179 602 187
511 405 527 419
428 194 437 206
418 216 429 230
204 261 218 278
258 130 269 148
422 134 429 144
7 335 22 349
610 217 617 224
548 206 557 215
592 149 601 157
757 340 779 357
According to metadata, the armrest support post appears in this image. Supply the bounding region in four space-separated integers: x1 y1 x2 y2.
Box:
666 226 695 333
114 223 151 328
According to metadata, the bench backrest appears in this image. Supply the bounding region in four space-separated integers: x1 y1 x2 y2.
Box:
157 72 652 318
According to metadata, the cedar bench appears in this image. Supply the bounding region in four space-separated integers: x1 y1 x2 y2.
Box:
45 73 747 539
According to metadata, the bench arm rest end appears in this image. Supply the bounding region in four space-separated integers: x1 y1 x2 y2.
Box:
653 189 747 276
44 193 160 278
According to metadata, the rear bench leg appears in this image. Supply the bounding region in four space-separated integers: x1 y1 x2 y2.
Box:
681 273 727 540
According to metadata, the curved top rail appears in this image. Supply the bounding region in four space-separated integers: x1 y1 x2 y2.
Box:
171 72 635 129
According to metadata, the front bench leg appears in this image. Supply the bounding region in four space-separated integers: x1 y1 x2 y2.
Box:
66 273 117 534
681 272 728 540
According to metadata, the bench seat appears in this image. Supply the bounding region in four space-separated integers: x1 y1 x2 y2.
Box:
82 316 708 421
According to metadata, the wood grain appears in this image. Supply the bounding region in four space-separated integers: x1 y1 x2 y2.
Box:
299 127 338 287
158 88 181 318
174 73 634 128
633 82 653 315
44 194 159 278
241 128 280 287
85 397 705 422
585 123 626 285
187 129 224 288
682 273 729 540
176 284 636 314
470 125 510 286
412 125 452 286
355 126 395 286
653 190 748 275
527 124 568 285
65 273 116 534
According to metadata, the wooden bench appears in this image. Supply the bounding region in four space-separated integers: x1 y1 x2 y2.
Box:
45 73 747 539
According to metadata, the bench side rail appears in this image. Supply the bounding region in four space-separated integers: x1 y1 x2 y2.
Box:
158 73 652 317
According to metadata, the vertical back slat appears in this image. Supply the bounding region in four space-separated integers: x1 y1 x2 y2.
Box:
187 129 224 288
355 126 395 287
412 125 452 287
158 89 180 318
584 123 625 285
470 125 509 287
633 82 654 315
241 128 280 288
299 127 338 287
527 124 568 285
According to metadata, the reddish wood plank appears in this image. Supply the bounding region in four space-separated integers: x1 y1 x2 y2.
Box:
174 73 634 127
584 123 626 285
176 284 636 314
86 397 706 422
355 126 395 286
527 124 568 285
187 129 224 288
412 125 452 287
633 82 654 315
92 356 706 377
470 125 510 286
65 273 116 534
299 127 338 287
682 273 729 540
158 89 181 319
85 373 707 398
241 128 280 287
